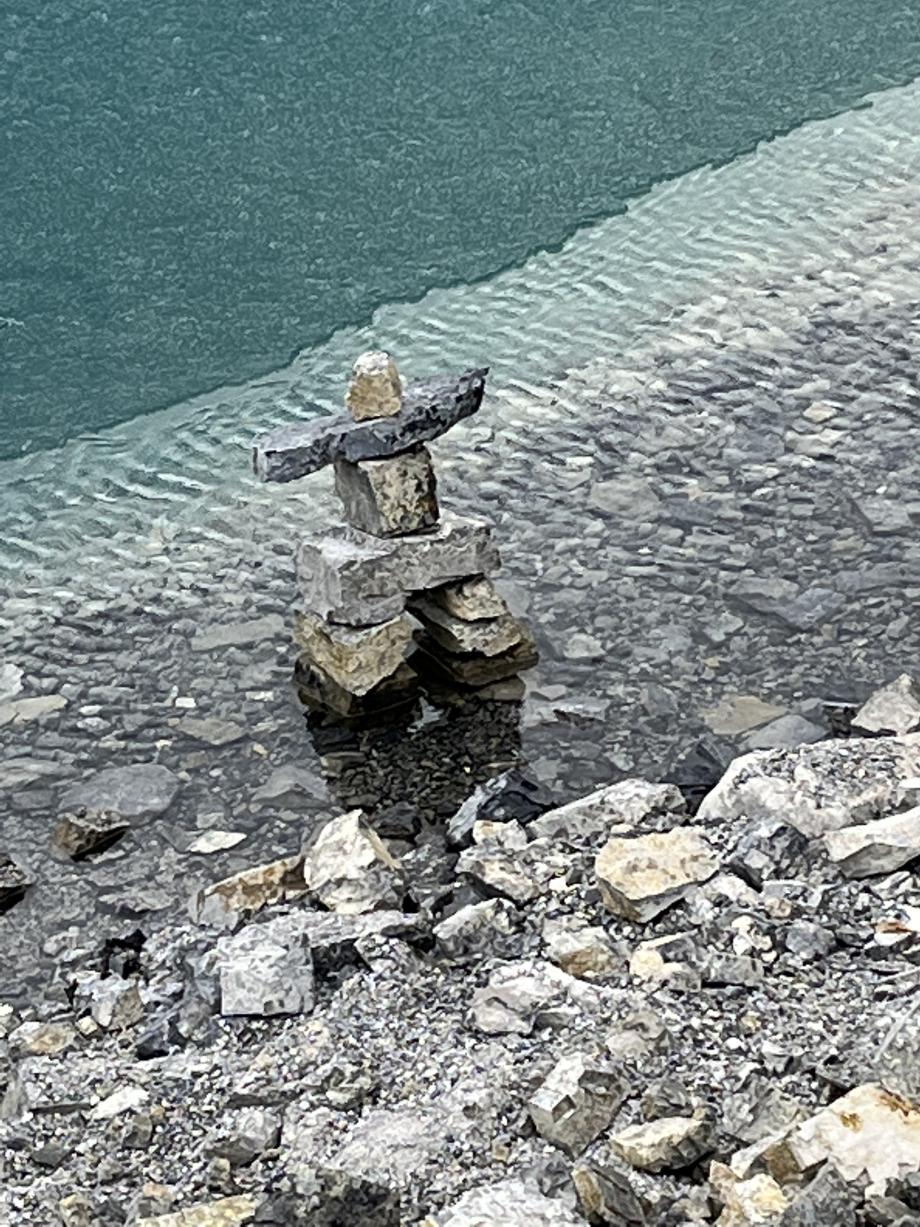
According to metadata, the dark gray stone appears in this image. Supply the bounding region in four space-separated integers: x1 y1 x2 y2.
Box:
59 764 180 820
253 369 487 483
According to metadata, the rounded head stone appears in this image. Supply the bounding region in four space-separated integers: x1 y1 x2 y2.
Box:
346 350 403 421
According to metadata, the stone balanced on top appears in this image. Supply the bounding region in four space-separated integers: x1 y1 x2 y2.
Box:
252 351 537 715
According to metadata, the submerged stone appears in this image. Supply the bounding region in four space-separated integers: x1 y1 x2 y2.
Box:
294 611 413 696
297 512 500 625
60 764 181 821
253 368 487 482
334 446 439 537
296 657 418 718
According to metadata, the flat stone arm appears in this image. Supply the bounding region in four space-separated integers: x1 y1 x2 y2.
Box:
252 368 488 483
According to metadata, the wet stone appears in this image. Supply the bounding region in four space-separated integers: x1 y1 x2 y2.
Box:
334 446 439 537
59 763 181 821
297 512 500 625
425 575 509 621
823 805 920 877
297 657 418 718
408 595 528 656
254 368 487 482
413 627 538 688
294 611 413 695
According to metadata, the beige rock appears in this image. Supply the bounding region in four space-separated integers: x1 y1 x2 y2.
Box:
765 1083 920 1195
823 805 920 877
709 1162 789 1226
294 611 412 696
190 855 306 927
425 575 509 621
701 695 787 736
543 920 618 979
136 1195 259 1227
629 933 700 990
334 446 438 537
345 350 403 420
595 829 718 922
612 1113 712 1172
853 673 920 735
409 596 526 657
58 1193 96 1227
303 810 402 914
9 1020 77 1057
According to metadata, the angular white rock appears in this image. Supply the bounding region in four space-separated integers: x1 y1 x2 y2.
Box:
303 810 402 914
823 805 920 877
853 673 920 735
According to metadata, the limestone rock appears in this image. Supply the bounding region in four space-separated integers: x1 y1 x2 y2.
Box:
135 1196 259 1227
294 612 412 696
209 1107 281 1166
709 1163 790 1226
776 1163 862 1226
0 854 31 908
823 805 920 877
629 933 701 991
595 828 718 922
470 960 580 1035
457 824 564 904
254 368 487 482
345 350 403 420
297 512 500 625
89 1083 149 1121
334 446 438 537
531 778 686 845
528 1052 630 1156
58 1193 96 1227
414 628 538 688
53 809 129 859
425 575 509 621
408 594 525 656
766 1084 920 1195
303 810 402 914
297 657 418 717
190 854 306 928
543 920 619 980
59 764 180 820
8 1020 77 1057
434 899 521 962
216 915 314 1017
435 1179 583 1227
612 1113 712 1173
328 1107 446 1190
698 736 920 837
853 674 920 736
572 1158 654 1226
73 974 144 1030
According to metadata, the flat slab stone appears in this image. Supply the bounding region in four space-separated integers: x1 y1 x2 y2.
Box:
334 446 439 538
413 629 538 688
59 764 181 820
424 575 509 621
595 828 718 922
253 369 487 483
294 612 412 696
823 805 920 877
408 595 526 656
297 512 500 625
296 657 418 718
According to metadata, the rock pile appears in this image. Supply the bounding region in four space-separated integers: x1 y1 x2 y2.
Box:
252 353 537 716
3 717 920 1225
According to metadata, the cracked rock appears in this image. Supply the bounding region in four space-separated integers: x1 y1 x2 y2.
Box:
595 828 718 921
528 1052 630 1156
853 674 920 736
303 810 403 914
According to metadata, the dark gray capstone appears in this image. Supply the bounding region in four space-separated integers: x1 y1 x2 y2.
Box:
252 369 488 483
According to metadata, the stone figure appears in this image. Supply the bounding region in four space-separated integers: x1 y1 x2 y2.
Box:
252 351 537 716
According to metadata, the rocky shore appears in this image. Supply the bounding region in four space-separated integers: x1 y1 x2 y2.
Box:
2 674 920 1225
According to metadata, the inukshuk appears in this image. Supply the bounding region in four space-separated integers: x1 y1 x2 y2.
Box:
252 350 537 715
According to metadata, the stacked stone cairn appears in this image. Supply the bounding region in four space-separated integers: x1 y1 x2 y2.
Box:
252 351 537 716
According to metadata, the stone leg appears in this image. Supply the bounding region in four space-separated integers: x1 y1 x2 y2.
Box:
334 446 438 537
294 612 413 696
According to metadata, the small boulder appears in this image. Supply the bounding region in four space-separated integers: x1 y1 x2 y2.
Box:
823 806 920 877
528 1052 630 1157
853 674 920 736
611 1113 713 1173
595 828 717 922
303 811 402 914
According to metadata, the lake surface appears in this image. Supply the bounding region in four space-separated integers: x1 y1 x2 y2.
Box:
4 0 920 457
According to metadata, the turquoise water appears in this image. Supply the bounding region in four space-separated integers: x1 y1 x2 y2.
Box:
3 0 920 459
